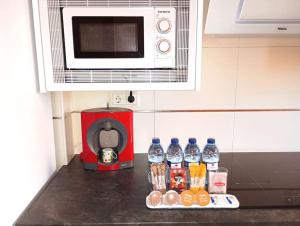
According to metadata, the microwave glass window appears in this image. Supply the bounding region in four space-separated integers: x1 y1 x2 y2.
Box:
72 17 144 58
79 23 138 52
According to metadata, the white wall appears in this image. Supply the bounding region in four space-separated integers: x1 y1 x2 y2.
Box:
51 92 74 167
63 36 300 155
0 1 56 225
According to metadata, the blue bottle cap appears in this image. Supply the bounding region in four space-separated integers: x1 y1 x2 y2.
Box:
188 138 197 144
152 138 160 144
207 138 215 144
171 138 179 144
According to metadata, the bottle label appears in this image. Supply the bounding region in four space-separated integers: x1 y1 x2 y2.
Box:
207 162 218 171
149 160 164 164
167 161 182 169
184 161 199 167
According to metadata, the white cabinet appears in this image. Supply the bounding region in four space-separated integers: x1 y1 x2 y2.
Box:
32 0 203 92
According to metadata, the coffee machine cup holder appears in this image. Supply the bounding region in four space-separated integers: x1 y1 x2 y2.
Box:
86 118 128 165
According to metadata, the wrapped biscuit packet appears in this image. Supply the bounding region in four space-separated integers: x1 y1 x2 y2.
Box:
189 164 197 193
198 163 206 190
150 163 167 194
189 163 206 193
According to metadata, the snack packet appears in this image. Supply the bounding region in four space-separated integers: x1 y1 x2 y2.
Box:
169 168 188 193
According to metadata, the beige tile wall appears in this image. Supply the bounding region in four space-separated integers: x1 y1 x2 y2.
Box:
65 36 300 155
236 47 300 108
233 112 300 152
155 48 238 110
153 112 235 152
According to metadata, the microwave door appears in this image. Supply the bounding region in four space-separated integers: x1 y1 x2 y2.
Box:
72 17 144 59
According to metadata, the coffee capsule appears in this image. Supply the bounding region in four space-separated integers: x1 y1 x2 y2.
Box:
194 190 210 206
164 190 179 206
180 190 194 206
148 191 162 206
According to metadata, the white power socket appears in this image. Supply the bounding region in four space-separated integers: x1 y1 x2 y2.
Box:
110 92 138 106
111 94 125 105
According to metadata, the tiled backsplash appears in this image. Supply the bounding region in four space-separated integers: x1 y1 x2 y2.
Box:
54 36 300 162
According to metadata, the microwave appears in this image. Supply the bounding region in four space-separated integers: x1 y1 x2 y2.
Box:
62 7 176 69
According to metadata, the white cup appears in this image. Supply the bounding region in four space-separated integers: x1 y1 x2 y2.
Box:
102 148 118 163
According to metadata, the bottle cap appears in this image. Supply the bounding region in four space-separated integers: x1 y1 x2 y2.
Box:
188 138 197 144
171 138 179 144
152 138 160 144
207 138 215 144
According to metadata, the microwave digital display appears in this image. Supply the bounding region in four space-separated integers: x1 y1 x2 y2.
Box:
72 17 144 58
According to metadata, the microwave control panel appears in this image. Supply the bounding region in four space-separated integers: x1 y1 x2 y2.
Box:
154 8 176 68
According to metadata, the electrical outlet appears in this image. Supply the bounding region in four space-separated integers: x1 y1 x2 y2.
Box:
112 94 125 105
110 92 138 106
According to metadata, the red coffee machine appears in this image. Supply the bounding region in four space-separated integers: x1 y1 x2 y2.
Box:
80 107 134 171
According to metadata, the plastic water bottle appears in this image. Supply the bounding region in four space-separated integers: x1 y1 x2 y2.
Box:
148 138 164 164
202 138 220 171
183 138 201 167
166 138 183 168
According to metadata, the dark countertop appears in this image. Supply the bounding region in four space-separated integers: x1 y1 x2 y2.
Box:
16 153 300 226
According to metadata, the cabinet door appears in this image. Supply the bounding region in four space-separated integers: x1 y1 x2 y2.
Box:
32 0 203 92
